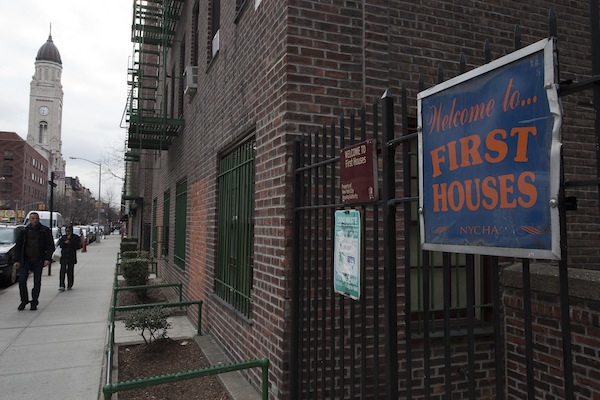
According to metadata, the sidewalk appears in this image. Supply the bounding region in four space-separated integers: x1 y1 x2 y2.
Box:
0 234 261 400
0 234 119 400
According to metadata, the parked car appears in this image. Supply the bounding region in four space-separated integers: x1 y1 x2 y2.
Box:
73 225 89 245
52 226 64 246
86 225 96 243
0 224 25 285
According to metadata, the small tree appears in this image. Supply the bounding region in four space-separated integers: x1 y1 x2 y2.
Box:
124 307 172 345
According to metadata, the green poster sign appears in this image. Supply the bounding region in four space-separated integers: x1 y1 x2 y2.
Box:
334 210 361 300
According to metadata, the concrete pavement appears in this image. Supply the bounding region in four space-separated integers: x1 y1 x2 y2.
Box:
0 233 261 400
0 233 119 400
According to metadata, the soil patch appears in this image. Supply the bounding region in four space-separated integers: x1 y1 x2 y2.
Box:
115 280 168 317
115 279 230 400
117 338 230 400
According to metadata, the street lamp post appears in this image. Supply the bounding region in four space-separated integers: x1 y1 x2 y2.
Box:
69 157 102 243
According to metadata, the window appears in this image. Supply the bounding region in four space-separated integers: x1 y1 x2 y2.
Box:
38 122 48 143
178 36 185 116
169 67 176 118
216 139 255 318
235 0 249 22
209 0 220 60
174 181 187 269
152 198 158 259
192 1 200 66
4 150 13 160
2 166 12 176
163 190 170 256
407 130 493 334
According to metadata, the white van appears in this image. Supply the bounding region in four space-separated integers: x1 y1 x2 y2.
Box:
24 211 64 244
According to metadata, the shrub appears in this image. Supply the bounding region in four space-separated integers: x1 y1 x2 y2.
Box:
124 307 172 345
122 237 138 243
122 257 150 298
122 250 149 260
120 241 137 254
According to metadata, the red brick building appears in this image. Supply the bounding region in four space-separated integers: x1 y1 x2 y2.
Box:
0 131 49 219
123 1 599 399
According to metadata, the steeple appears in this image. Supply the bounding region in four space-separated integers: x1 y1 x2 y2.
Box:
36 24 62 65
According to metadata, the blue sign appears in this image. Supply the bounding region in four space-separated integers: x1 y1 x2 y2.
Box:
418 38 561 259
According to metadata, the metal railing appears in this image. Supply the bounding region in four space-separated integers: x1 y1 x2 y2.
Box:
104 258 270 399
102 358 270 400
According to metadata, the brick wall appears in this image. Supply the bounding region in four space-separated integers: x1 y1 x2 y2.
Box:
504 264 600 399
142 0 598 399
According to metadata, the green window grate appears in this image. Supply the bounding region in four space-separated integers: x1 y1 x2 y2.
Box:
174 181 187 269
216 139 255 318
163 190 170 257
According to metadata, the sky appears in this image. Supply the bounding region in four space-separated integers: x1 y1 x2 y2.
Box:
0 1 132 207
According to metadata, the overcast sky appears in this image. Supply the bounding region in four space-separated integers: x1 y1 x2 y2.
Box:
0 1 132 205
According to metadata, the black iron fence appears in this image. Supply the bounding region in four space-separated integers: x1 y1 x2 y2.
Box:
291 4 599 399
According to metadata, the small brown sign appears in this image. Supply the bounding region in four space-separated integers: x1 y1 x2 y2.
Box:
340 140 378 204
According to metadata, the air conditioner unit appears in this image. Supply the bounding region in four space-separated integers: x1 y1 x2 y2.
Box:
212 29 220 58
184 66 198 94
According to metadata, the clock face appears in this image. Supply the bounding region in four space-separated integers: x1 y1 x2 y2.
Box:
39 106 50 116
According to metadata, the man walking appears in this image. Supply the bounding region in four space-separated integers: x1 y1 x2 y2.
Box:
13 212 55 310
56 226 81 291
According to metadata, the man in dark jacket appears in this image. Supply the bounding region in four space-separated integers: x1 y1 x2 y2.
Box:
56 226 81 291
13 212 55 310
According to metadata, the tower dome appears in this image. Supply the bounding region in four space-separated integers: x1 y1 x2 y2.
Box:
36 34 62 65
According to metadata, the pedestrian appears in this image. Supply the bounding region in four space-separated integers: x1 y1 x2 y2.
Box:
13 212 55 311
81 228 87 253
57 226 82 291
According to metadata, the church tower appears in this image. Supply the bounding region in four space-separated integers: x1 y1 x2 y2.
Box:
27 29 66 196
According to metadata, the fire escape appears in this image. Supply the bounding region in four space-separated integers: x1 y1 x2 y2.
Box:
123 0 185 202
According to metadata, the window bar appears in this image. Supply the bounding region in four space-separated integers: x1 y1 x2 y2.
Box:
466 254 476 398
443 252 452 399
323 124 332 398
422 249 431 400
244 142 254 316
329 121 337 399
338 114 346 399
360 105 368 399
307 132 316 396
317 127 325 397
491 256 505 399
296 138 303 399
309 130 320 395
381 90 399 400
291 137 303 399
313 127 323 399
455 252 462 330
371 99 382 398
349 112 357 400
428 252 436 332
522 258 535 399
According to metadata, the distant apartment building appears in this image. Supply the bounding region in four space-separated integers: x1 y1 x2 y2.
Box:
0 131 49 219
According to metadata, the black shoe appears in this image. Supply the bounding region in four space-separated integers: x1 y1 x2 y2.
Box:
30 304 38 311
18 301 29 311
